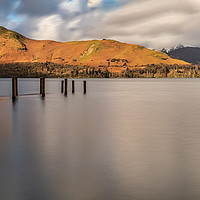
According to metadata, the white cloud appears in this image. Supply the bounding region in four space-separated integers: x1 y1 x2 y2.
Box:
4 0 200 49
84 0 200 48
88 0 102 8
32 15 63 41
59 0 83 13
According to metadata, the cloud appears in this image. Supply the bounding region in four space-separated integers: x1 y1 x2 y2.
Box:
16 0 64 16
31 15 63 41
2 0 200 49
88 0 102 8
59 0 88 13
0 0 20 24
85 0 200 48
95 0 200 48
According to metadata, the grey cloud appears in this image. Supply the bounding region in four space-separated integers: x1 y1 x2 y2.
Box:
0 0 18 24
2 0 200 49
16 0 64 16
105 0 199 26
83 0 200 48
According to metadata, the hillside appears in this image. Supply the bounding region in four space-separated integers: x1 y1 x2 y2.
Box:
0 26 188 67
167 47 200 65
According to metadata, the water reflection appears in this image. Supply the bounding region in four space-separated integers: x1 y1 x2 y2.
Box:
0 79 200 200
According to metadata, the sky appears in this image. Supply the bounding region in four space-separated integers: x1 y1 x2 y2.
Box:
1 0 200 49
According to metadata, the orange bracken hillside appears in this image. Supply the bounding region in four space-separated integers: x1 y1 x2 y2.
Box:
0 26 188 66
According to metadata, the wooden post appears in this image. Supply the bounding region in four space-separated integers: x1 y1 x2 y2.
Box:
41 77 45 97
61 80 64 93
72 80 75 94
40 78 42 94
64 79 68 96
83 80 86 94
12 77 17 101
16 77 18 97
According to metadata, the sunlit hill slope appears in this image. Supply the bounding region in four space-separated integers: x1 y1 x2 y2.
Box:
0 26 188 67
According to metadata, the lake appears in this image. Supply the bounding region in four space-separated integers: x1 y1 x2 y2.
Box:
0 78 200 200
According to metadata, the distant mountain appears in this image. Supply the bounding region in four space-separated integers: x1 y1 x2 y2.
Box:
165 46 200 65
161 45 185 54
0 26 188 66
161 44 200 65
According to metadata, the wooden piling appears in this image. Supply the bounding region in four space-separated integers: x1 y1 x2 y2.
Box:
40 78 42 94
12 77 17 100
41 77 45 97
72 80 75 94
61 80 64 93
83 80 86 94
64 79 68 96
16 77 18 97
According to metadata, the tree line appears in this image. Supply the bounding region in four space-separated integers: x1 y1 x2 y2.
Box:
0 62 199 78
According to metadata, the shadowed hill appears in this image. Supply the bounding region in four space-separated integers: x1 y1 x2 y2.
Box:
0 26 188 66
168 47 200 65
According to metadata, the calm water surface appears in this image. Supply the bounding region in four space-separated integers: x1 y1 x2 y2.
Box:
0 78 200 200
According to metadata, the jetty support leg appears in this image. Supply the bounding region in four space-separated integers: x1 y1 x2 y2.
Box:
72 80 75 94
40 78 43 95
61 80 64 93
16 77 18 97
83 80 86 94
64 79 68 96
12 77 17 101
41 77 45 97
